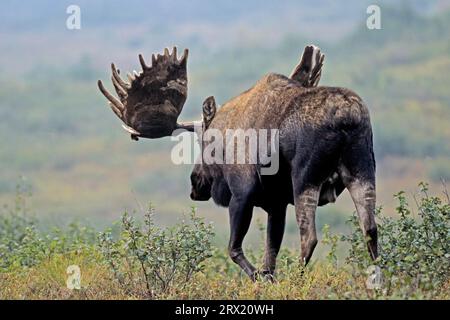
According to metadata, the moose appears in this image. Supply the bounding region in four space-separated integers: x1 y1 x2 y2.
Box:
98 45 378 280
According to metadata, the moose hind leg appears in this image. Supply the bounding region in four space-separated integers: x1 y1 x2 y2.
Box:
339 140 378 260
228 195 257 280
346 179 378 259
294 186 320 265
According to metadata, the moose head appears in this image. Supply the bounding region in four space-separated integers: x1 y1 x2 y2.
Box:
190 96 217 201
98 47 220 199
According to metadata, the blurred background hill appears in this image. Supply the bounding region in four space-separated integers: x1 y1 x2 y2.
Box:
0 0 449 249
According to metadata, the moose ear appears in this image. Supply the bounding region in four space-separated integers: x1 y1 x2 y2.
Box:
202 96 217 129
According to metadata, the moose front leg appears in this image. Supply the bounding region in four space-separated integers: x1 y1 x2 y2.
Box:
261 205 287 279
228 195 257 280
294 186 320 265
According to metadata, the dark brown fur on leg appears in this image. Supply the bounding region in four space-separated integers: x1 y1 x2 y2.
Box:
346 180 378 259
338 133 378 260
294 187 320 265
261 204 287 280
228 195 258 280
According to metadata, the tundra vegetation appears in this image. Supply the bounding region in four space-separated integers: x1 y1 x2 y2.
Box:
0 182 448 299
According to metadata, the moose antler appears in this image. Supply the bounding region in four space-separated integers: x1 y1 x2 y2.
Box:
202 96 217 129
290 45 324 87
98 47 195 140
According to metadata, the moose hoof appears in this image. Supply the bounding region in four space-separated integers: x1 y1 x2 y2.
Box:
256 270 275 283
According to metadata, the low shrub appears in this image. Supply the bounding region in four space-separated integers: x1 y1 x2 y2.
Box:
97 206 214 298
1 181 448 300
335 182 449 299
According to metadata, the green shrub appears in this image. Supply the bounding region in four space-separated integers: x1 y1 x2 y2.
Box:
321 224 340 268
338 182 449 299
98 206 214 298
1 181 448 299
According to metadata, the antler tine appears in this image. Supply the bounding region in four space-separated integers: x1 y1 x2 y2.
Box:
111 63 130 89
179 48 188 66
310 50 324 86
164 47 170 57
98 80 125 119
311 70 322 87
111 75 127 100
313 50 324 71
108 102 123 119
151 54 157 66
138 54 149 70
127 73 135 82
122 123 141 135
98 80 124 109
172 46 177 60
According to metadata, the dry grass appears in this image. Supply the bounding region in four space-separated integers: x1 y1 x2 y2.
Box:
1 250 448 300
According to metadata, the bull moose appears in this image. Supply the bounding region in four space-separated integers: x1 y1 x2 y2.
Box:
98 45 378 280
